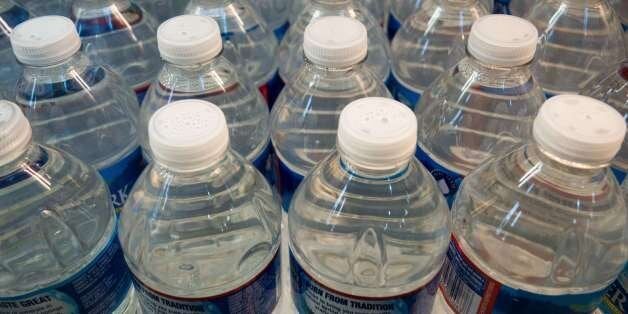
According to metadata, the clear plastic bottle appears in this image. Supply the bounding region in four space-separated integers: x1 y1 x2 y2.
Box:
387 0 492 39
610 0 628 54
119 99 282 314
72 0 161 103
141 15 270 173
389 0 489 108
271 16 391 208
581 58 627 184
278 0 391 84
10 16 143 209
15 0 72 15
185 0 282 105
0 100 134 313
505 0 535 16
526 0 626 96
289 97 450 313
0 0 29 100
252 0 291 40
135 0 189 23
290 0 391 32
415 14 545 205
440 94 627 314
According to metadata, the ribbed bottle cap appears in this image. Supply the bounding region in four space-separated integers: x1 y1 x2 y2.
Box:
338 97 417 171
149 99 230 172
468 14 538 66
10 16 81 66
157 15 223 65
0 100 32 167
533 95 626 165
304 16 368 67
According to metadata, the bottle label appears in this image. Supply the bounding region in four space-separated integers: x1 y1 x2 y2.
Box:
99 147 145 210
387 12 402 40
415 146 464 207
599 267 627 314
273 21 290 42
258 71 285 107
75 3 144 37
440 236 608 314
132 249 280 314
290 252 440 314
272 154 305 211
0 227 132 314
387 71 422 110
612 167 626 185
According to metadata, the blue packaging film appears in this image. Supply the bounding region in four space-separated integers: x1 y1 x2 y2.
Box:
99 147 146 210
290 252 440 314
387 12 402 40
386 71 422 110
415 145 464 207
612 167 626 185
0 228 132 314
273 155 305 211
273 21 290 42
440 237 609 314
132 249 281 314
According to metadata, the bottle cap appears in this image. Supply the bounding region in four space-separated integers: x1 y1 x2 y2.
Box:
149 99 230 172
468 14 538 66
157 15 223 65
304 16 368 68
10 16 81 66
338 97 417 171
0 100 31 167
533 95 626 165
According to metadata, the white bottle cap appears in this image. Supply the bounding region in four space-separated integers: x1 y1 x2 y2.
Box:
157 15 223 65
0 100 32 167
533 95 626 166
303 16 368 68
467 14 538 67
10 16 81 67
149 99 230 172
338 97 417 171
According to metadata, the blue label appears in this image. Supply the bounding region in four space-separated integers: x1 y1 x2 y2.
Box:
387 12 402 40
440 236 609 314
387 72 421 110
415 146 464 207
99 147 145 210
132 249 280 313
0 227 132 314
259 71 284 108
599 267 627 314
252 142 274 185
273 21 290 42
612 167 626 185
273 155 305 211
290 251 440 314
75 3 143 37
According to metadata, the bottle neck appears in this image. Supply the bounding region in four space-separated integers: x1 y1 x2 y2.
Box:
303 56 365 76
0 143 34 178
339 154 411 180
21 52 91 84
458 54 535 88
532 144 609 175
311 0 352 7
160 56 238 92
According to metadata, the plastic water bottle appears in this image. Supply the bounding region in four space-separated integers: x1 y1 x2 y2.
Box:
278 0 391 84
581 58 627 184
72 0 161 103
119 99 282 314
440 94 627 314
0 0 29 100
415 14 545 205
389 0 489 108
505 0 534 16
10 16 143 209
610 0 628 53
14 0 71 15
141 15 270 173
252 0 290 41
290 0 391 30
185 0 282 106
387 0 493 39
526 0 626 96
0 100 134 313
271 16 391 208
288 97 450 313
135 0 189 23
598 180 628 314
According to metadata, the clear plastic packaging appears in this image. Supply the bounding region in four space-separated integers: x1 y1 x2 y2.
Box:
0 0 29 100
